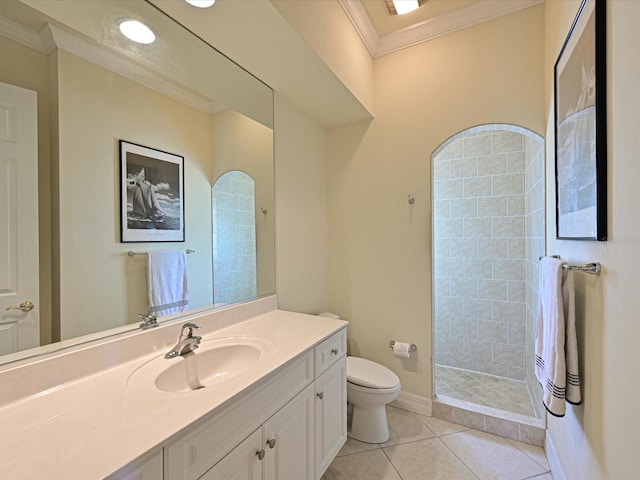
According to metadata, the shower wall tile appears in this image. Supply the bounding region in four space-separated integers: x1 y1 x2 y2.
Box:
434 199 451 218
507 151 526 173
508 281 526 302
493 173 524 195
436 179 464 199
477 280 509 301
464 339 494 362
450 238 478 258
478 238 508 258
464 177 492 197
478 320 509 343
493 217 524 238
437 138 464 160
477 196 508 217
493 259 524 281
450 198 478 218
451 278 478 298
508 238 525 259
477 153 507 176
452 317 479 338
493 343 524 368
464 135 492 157
508 323 526 345
492 131 524 153
493 301 524 323
450 158 478 178
464 258 493 279
508 195 526 216
464 218 493 238
463 298 493 320
433 160 450 180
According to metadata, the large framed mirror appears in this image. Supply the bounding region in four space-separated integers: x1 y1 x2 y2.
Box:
0 0 275 366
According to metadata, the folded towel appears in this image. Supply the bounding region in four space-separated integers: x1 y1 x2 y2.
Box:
535 257 581 417
147 250 188 317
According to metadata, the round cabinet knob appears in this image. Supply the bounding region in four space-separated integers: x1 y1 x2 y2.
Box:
256 449 266 461
331 348 339 355
267 438 276 449
317 391 324 400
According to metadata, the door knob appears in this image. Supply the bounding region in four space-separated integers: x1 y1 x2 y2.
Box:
5 301 35 312
267 438 276 449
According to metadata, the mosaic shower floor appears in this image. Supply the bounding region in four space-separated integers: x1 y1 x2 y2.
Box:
435 365 538 418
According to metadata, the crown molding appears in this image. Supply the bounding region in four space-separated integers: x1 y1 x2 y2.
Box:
339 0 544 58
0 15 52 54
0 15 217 115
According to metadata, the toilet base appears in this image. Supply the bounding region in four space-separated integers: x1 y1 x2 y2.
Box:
348 404 390 444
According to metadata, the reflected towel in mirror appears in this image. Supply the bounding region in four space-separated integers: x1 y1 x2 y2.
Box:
147 251 189 316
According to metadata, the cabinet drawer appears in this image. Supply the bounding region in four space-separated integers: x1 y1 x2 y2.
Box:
165 350 314 480
314 328 346 377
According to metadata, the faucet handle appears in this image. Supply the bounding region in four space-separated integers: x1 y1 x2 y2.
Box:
181 322 200 337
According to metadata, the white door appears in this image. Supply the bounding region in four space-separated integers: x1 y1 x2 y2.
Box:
0 81 39 356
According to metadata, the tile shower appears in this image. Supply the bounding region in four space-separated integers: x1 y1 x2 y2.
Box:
432 125 545 422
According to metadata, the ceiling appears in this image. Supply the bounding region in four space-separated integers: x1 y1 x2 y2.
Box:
340 0 543 57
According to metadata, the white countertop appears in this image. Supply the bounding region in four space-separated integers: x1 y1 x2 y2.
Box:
0 309 347 480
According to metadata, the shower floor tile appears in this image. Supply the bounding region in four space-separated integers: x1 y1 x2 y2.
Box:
435 365 537 418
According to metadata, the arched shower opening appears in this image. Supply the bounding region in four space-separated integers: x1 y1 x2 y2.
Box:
432 124 545 422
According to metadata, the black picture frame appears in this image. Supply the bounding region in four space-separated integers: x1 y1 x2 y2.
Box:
554 0 607 241
119 140 185 243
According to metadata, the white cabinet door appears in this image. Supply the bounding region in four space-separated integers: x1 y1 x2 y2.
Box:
199 428 263 480
263 383 315 480
314 356 347 479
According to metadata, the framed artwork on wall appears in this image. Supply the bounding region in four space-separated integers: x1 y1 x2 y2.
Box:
119 140 185 243
554 0 607 241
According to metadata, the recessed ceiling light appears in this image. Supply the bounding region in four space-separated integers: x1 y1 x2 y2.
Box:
118 19 156 44
385 0 426 16
185 0 216 7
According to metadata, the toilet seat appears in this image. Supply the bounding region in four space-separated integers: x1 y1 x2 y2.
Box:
347 357 400 390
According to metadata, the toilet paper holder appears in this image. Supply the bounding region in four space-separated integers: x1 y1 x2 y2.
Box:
389 340 417 352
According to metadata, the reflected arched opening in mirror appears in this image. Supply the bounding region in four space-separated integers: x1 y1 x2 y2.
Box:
212 171 257 306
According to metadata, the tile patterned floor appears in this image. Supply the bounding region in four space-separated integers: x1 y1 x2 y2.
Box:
435 365 538 418
322 405 553 480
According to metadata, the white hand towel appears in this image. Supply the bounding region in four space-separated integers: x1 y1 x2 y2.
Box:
147 250 189 317
535 257 581 417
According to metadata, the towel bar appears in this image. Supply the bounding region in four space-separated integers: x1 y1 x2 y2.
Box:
128 249 195 256
538 255 601 275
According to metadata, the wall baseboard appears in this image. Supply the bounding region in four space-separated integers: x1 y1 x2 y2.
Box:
389 391 432 417
545 430 566 480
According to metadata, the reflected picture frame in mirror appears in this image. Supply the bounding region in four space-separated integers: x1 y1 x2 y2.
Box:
0 0 275 367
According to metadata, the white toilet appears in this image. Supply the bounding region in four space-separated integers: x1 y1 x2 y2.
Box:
347 356 401 443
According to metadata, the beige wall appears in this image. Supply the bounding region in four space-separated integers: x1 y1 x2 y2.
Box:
0 36 52 346
270 0 374 115
274 94 329 314
544 1 640 478
327 5 545 398
56 51 214 339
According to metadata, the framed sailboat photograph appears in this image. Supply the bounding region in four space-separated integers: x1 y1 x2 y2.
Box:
119 140 185 242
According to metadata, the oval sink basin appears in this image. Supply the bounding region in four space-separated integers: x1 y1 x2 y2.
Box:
128 337 267 393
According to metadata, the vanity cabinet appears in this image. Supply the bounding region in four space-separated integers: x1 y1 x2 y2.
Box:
201 383 315 480
165 327 347 480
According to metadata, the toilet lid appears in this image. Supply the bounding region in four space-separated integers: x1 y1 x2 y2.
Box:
347 357 400 389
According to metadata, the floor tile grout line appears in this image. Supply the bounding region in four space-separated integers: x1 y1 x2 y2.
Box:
504 437 552 472
429 434 482 480
379 444 406 480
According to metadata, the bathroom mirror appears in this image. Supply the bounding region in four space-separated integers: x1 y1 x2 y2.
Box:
0 0 274 366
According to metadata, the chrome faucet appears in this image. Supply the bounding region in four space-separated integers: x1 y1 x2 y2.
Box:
165 322 202 359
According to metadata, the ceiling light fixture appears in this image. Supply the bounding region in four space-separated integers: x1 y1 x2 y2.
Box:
385 0 427 16
185 0 216 7
118 19 156 44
